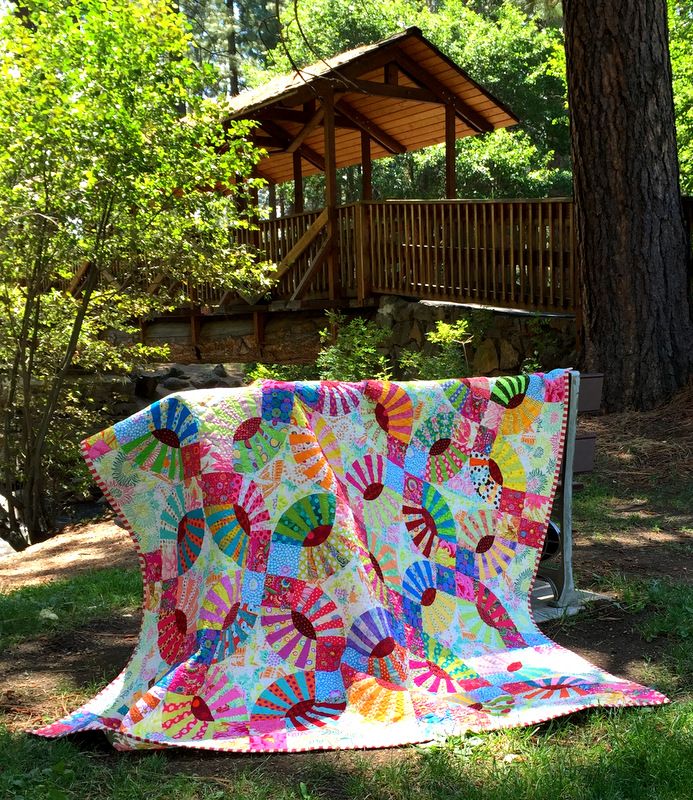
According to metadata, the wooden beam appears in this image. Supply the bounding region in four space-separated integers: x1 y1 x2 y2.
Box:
384 62 398 85
333 114 361 130
323 92 338 209
218 289 237 307
274 209 328 280
347 79 439 104
361 130 372 201
290 234 334 301
67 260 91 296
253 107 310 124
250 134 288 149
395 51 493 133
339 41 408 80
292 151 304 214
445 102 456 199
335 99 406 155
259 120 325 171
286 107 325 154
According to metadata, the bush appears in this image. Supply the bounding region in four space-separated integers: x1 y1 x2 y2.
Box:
399 314 492 380
315 311 392 381
243 362 319 383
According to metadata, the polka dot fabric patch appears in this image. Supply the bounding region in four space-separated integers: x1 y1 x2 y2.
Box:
34 372 668 752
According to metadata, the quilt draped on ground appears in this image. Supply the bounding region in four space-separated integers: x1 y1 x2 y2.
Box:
35 371 667 752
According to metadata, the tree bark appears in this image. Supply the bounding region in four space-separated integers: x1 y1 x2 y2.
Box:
226 0 239 96
564 0 693 410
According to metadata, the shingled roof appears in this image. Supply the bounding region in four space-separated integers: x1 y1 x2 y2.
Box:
227 27 518 184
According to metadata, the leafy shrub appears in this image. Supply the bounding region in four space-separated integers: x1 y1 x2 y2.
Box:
399 320 472 380
400 312 492 380
316 312 392 381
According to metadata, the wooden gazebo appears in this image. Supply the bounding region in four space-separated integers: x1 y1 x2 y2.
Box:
208 28 579 320
229 27 517 201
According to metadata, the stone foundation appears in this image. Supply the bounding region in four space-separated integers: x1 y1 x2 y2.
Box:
376 297 576 375
141 297 576 375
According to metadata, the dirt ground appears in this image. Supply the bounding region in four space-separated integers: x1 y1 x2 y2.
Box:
0 520 136 592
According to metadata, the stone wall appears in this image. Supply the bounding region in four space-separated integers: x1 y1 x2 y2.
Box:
376 297 576 375
141 297 576 375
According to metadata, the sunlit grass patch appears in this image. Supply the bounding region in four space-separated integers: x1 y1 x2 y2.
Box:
0 567 141 648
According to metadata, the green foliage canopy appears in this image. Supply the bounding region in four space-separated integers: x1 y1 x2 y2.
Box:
0 0 267 547
240 0 692 202
670 1 693 194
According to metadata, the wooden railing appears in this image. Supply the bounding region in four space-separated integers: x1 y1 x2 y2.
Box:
366 198 576 311
226 198 577 313
72 197 693 315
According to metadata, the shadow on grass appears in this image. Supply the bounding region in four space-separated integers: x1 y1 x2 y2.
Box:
4 703 693 800
570 468 693 586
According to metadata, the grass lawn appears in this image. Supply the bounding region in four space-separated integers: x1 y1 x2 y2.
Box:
0 567 141 649
1 395 692 799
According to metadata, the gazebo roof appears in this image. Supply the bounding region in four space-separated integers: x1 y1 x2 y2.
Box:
227 27 518 184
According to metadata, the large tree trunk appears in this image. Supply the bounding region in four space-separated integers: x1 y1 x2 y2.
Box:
564 0 693 410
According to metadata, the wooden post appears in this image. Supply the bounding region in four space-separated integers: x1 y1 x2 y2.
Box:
356 202 372 303
322 84 339 301
268 182 277 220
293 151 304 214
361 131 372 201
385 62 398 85
248 183 261 251
445 103 456 199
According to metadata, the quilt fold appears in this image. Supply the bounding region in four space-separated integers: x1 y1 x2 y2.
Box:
35 371 667 752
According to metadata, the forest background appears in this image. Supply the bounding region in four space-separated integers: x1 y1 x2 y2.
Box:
1 0 690 549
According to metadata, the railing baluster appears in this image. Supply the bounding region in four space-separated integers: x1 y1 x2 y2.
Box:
446 203 453 298
490 202 496 304
528 203 534 308
559 202 565 309
456 202 462 300
482 203 488 303
473 203 479 301
547 202 554 308
568 201 575 311
509 204 515 305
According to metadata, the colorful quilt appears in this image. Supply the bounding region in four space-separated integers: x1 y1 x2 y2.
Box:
35 371 667 752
